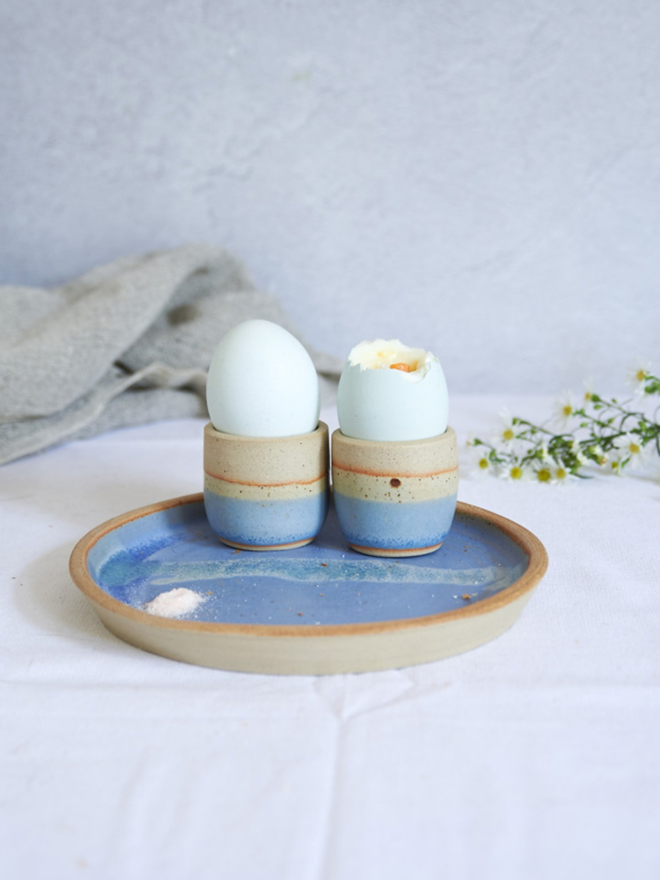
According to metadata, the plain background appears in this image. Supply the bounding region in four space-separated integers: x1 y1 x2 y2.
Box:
2 0 659 394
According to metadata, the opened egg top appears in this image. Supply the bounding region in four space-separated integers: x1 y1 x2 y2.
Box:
204 320 329 551
206 319 321 438
336 339 448 442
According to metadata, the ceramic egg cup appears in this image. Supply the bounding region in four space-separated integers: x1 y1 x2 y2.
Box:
331 427 459 557
204 421 330 551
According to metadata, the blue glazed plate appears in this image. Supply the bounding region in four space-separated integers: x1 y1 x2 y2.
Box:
70 494 548 675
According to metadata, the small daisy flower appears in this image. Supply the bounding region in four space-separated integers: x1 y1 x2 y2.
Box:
492 409 517 446
471 452 495 480
628 359 652 397
552 463 575 485
552 391 577 429
582 379 596 404
535 466 553 484
613 433 646 470
614 433 643 455
500 462 529 482
609 456 624 476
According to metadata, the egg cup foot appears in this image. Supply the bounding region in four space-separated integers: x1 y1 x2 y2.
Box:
348 542 443 558
217 536 316 552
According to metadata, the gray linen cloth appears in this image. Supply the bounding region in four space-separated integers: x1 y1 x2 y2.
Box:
0 244 341 465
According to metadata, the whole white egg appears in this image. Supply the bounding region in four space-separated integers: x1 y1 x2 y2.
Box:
206 320 320 437
337 339 448 442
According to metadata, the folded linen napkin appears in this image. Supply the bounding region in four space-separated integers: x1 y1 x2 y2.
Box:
0 244 342 465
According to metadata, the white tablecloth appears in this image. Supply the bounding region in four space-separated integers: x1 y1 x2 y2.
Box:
2 397 659 880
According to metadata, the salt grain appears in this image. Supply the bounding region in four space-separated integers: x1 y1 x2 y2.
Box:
143 588 206 618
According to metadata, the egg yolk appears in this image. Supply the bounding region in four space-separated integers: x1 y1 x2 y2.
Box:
390 363 413 372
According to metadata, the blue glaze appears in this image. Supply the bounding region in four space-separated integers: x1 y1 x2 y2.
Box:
333 492 457 550
204 489 329 547
86 498 529 626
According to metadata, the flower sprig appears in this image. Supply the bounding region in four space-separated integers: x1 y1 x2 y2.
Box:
468 364 660 484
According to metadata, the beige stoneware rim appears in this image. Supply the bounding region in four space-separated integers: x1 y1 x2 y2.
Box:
69 494 548 639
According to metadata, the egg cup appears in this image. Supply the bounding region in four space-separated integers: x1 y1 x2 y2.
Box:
204 421 330 550
331 427 458 557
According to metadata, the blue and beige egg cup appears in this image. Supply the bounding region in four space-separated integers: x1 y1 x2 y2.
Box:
331 427 459 557
204 422 330 551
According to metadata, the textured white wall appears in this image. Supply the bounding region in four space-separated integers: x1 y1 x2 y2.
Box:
2 0 659 394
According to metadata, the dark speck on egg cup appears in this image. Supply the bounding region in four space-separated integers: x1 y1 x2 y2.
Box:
204 421 330 551
331 427 458 557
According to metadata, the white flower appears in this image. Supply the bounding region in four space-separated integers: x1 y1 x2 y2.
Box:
582 378 596 405
552 463 575 486
534 465 554 484
552 391 577 430
470 450 497 480
613 433 646 470
492 409 517 447
608 453 625 477
500 462 530 482
627 359 652 397
475 453 491 474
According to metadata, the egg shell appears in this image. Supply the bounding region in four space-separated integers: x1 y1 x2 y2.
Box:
206 319 320 437
337 358 448 442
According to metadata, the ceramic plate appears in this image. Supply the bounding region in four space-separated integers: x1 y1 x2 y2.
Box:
69 494 548 674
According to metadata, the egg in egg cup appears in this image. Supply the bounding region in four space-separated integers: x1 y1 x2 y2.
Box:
204 320 329 550
332 339 458 558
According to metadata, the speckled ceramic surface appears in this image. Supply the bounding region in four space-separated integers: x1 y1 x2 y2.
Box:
69 493 548 675
331 427 459 557
204 421 329 550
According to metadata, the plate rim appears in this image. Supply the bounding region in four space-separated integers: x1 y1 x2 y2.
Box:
69 493 548 639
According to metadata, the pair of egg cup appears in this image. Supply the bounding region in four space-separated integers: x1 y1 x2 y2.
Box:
204 423 459 559
203 323 459 557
